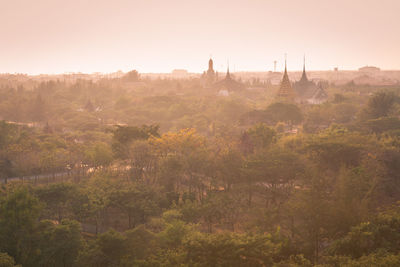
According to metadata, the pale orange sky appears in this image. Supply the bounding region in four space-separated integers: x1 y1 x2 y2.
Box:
0 0 399 74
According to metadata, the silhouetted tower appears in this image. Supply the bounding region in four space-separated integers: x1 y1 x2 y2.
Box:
300 55 308 83
208 58 214 74
276 55 296 102
226 66 231 79
204 58 216 84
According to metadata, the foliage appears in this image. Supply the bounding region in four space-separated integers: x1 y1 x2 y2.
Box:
0 253 19 267
265 102 303 125
0 82 400 266
362 91 397 119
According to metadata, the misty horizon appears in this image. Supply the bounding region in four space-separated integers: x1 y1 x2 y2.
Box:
1 59 397 76
1 0 399 74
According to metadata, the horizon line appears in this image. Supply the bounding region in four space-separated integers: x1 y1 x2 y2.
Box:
1 68 396 77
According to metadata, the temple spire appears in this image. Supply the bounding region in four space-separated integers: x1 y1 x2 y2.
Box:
282 54 289 79
205 57 216 84
284 53 287 74
226 61 231 79
208 58 214 72
276 54 296 102
300 54 308 82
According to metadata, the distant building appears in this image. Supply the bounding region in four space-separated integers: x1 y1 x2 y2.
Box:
308 83 328 104
266 71 283 85
358 66 380 73
213 67 245 92
206 58 216 82
276 59 296 102
171 69 189 78
293 58 328 104
201 58 217 85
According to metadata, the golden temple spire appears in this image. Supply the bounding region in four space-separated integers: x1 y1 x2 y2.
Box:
276 54 296 102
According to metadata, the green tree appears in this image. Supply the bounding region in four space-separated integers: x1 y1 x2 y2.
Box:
245 123 276 152
112 124 159 159
287 172 331 264
183 232 277 267
78 229 127 267
36 219 83 267
244 148 304 207
123 70 140 82
362 116 400 134
216 148 243 191
127 140 157 182
265 102 303 126
0 188 41 266
108 183 160 229
329 206 400 258
84 142 113 169
35 183 78 222
0 253 19 267
123 225 157 264
304 130 367 173
362 91 397 119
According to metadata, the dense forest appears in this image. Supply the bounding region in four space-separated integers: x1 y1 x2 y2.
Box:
1 72 400 266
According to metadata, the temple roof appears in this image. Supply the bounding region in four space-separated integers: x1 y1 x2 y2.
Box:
213 67 245 92
312 86 328 100
293 57 326 101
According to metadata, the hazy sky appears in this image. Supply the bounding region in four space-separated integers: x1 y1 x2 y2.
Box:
1 0 399 74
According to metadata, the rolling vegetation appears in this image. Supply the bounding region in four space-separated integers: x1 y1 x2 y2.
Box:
1 73 400 266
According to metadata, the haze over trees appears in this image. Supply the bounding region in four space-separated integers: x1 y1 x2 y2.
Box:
1 71 400 266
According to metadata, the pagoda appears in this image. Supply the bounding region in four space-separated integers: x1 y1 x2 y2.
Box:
213 66 245 92
207 58 215 78
202 58 216 85
293 57 328 104
276 58 296 102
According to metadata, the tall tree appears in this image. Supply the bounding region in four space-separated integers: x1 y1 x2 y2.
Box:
0 189 41 266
